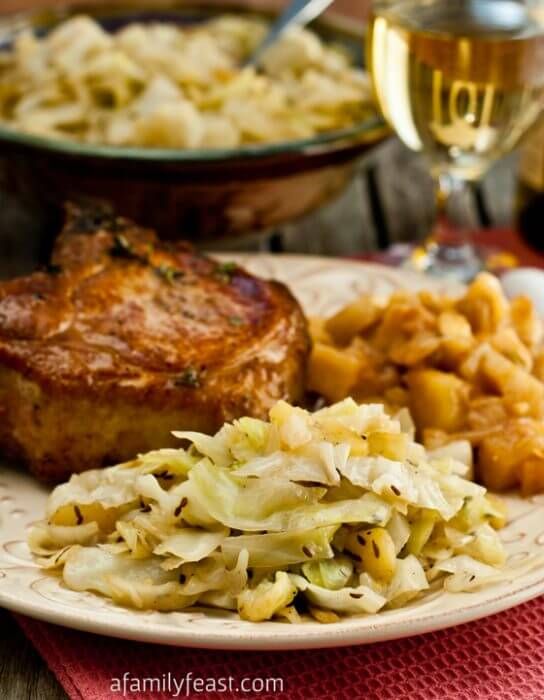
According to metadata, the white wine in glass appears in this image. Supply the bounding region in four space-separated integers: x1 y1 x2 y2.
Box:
368 0 544 280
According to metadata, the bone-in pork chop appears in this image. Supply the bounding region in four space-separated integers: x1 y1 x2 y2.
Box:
0 205 310 481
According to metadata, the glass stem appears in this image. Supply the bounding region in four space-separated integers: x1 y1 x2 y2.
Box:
430 171 467 248
410 171 483 281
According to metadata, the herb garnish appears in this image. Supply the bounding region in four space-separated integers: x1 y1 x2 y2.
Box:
228 315 245 326
175 367 201 388
108 235 187 285
215 261 237 283
154 265 184 284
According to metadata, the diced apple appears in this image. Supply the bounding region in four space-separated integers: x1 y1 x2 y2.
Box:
456 272 509 335
519 455 544 496
308 317 333 345
368 431 408 462
481 347 544 417
307 343 360 402
478 431 524 492
50 502 120 533
407 369 469 433
325 296 381 345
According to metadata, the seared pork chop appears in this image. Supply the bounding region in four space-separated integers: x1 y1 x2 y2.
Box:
0 205 310 481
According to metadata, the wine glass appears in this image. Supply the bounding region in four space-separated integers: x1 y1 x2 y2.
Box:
368 0 544 281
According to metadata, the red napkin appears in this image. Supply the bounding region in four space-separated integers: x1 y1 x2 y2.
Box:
15 595 544 700
354 229 544 270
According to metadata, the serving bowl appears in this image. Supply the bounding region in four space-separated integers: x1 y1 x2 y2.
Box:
0 0 387 267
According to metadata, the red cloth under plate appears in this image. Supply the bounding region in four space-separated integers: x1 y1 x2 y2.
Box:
15 595 544 700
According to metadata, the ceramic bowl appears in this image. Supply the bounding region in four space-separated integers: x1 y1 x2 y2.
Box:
0 0 388 265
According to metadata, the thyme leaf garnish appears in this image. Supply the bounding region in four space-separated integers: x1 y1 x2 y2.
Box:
154 265 185 284
174 367 201 388
215 261 237 283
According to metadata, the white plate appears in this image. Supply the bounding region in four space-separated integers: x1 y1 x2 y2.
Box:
1 255 544 650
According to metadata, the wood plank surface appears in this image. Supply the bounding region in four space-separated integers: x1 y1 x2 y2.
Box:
0 610 66 700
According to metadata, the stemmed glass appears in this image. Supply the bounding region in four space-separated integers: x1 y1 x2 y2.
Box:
367 0 544 281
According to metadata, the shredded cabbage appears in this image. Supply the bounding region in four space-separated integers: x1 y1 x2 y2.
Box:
30 399 515 623
154 528 229 563
301 556 354 590
237 571 297 622
221 526 336 568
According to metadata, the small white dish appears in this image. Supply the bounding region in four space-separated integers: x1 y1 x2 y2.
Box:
502 268 544 317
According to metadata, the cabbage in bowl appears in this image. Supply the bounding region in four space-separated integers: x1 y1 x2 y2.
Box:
0 15 374 149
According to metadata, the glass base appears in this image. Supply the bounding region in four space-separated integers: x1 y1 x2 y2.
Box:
405 242 484 283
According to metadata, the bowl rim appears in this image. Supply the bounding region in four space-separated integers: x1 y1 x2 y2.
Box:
0 0 388 163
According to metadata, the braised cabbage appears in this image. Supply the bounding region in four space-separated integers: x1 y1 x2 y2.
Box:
30 399 513 623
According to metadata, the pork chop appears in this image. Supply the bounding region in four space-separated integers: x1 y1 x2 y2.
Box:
0 204 310 481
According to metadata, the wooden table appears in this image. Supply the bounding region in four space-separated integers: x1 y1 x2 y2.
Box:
0 610 67 699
